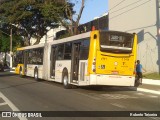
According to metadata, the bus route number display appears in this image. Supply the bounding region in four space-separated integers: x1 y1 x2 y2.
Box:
109 35 124 42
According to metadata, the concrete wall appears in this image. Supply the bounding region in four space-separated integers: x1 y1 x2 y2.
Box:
109 0 159 73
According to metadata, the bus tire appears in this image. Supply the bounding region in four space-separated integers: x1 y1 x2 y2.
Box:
34 68 39 81
19 67 24 77
62 71 71 89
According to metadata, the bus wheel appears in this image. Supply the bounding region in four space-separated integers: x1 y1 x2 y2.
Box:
62 72 71 89
34 68 39 81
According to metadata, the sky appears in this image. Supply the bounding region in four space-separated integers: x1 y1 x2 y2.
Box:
74 0 109 24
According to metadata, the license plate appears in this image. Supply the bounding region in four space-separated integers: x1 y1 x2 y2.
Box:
112 71 119 74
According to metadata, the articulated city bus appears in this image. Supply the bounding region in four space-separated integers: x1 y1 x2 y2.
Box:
14 30 137 88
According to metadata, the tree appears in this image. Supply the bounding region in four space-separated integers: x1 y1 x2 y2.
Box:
0 0 84 45
63 0 85 35
0 30 23 64
0 0 73 45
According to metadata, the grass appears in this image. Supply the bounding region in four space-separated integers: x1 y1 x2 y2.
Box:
143 73 160 80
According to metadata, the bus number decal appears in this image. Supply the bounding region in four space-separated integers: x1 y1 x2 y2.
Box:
101 65 105 69
122 58 129 61
101 57 107 61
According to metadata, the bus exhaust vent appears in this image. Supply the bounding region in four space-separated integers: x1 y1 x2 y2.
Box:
80 62 85 81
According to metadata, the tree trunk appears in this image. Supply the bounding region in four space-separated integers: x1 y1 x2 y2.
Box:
33 36 41 45
72 0 85 35
73 22 78 35
24 38 30 46
24 35 31 46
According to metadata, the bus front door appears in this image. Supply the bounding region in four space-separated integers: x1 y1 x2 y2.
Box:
71 43 80 82
50 46 56 78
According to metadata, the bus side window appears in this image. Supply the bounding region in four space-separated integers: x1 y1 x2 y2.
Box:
80 39 90 60
35 48 44 65
28 50 33 64
16 51 24 64
57 44 64 60
64 43 72 60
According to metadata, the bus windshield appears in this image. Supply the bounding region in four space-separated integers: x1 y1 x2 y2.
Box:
99 31 134 53
13 51 24 67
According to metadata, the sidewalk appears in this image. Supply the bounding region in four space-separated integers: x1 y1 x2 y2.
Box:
142 79 160 85
5 67 15 73
137 79 160 95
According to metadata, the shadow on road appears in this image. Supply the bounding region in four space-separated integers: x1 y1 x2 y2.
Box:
79 86 137 92
39 79 138 92
0 80 40 90
0 72 17 77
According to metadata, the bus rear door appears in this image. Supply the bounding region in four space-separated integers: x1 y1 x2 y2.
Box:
71 43 81 83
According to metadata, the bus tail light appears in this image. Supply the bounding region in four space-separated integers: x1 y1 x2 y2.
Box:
133 71 136 75
92 58 96 72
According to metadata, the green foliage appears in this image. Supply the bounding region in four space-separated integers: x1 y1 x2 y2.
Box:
0 34 10 52
0 0 74 45
0 32 23 52
0 0 82 45
143 73 160 80
0 0 32 23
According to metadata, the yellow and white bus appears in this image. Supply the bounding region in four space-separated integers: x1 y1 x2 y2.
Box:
14 30 137 88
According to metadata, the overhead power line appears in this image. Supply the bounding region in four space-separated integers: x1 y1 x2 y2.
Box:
108 0 126 12
109 0 151 20
109 0 144 14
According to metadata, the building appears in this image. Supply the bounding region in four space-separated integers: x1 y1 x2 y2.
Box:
30 14 109 44
78 13 109 33
30 26 66 45
109 0 160 73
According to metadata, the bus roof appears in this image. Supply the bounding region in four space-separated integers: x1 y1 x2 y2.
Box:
17 31 91 51
17 43 45 51
48 31 91 45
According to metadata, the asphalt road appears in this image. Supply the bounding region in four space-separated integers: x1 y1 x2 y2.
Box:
0 72 160 120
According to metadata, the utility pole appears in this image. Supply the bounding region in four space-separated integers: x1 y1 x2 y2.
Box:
10 28 12 69
157 0 160 74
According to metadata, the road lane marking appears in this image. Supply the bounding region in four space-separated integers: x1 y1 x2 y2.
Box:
137 88 160 95
150 117 160 120
111 103 125 109
101 94 137 99
135 92 158 98
148 95 158 98
0 92 28 120
0 102 7 106
136 93 144 95
74 92 101 100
